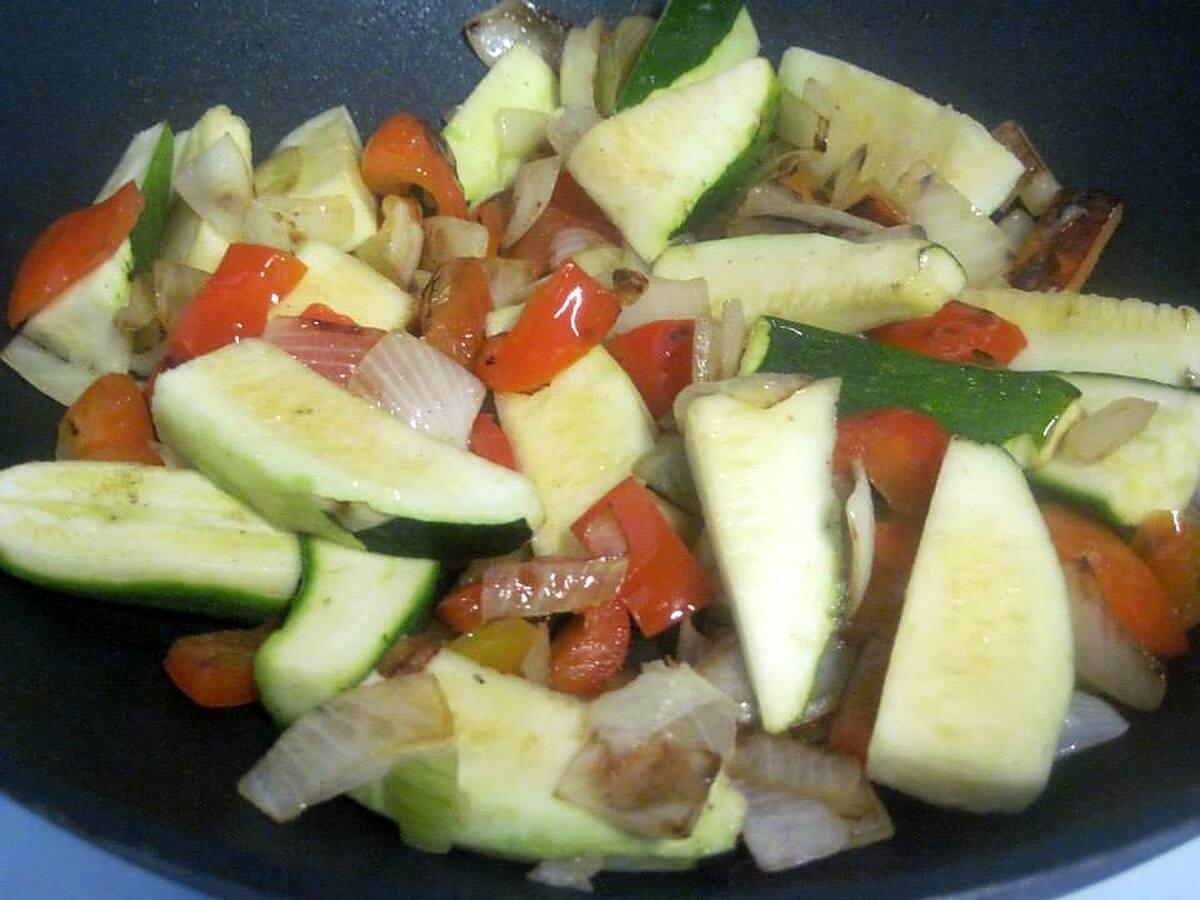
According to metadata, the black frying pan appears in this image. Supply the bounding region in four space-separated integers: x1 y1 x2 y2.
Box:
2 2 1199 897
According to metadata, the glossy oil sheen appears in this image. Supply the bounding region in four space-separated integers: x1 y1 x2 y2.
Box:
1 2 1199 898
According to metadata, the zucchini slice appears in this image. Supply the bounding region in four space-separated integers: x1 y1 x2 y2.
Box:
151 339 542 561
653 234 965 332
778 47 1024 215
0 461 301 621
96 120 175 273
684 379 844 733
616 0 760 110
361 649 746 864
496 346 656 556
256 538 439 724
741 316 1081 449
868 438 1074 813
568 56 777 262
962 287 1200 387
273 241 415 330
1029 373 1200 527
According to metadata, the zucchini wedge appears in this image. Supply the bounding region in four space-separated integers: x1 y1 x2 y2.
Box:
741 315 1080 449
0 461 301 621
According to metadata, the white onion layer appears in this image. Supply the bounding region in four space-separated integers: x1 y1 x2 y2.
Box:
1056 690 1128 759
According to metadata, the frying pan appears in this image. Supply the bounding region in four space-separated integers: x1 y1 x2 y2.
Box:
2 1 1199 897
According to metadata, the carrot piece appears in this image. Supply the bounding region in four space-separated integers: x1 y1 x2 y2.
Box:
8 182 144 328
549 597 631 696
361 113 468 219
57 373 162 466
163 625 273 709
868 300 1027 366
1132 511 1200 631
468 412 518 470
1042 503 1188 657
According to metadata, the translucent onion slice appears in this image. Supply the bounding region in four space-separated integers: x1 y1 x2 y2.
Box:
547 105 601 157
803 638 855 723
152 259 210 335
1057 690 1129 759
715 299 746 381
556 733 720 839
573 506 628 557
261 315 385 386
673 374 812 432
595 14 655 116
849 224 928 244
739 784 851 872
520 620 551 686
238 673 452 823
501 155 562 249
998 207 1036 249
354 196 424 289
527 856 603 892
464 0 571 69
691 315 716 384
0 335 96 406
633 435 701 515
613 276 708 335
420 216 489 271
844 460 876 620
589 660 739 761
730 733 874 818
173 133 253 243
242 195 355 252
1060 397 1158 464
479 555 628 622
480 257 536 308
549 226 609 271
1063 562 1166 711
737 183 882 235
497 107 549 158
559 17 603 110
347 332 485 447
675 616 712 667
693 638 757 726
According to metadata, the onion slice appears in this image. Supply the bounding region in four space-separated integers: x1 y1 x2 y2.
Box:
1059 397 1158 464
242 195 355 252
730 734 874 817
844 460 876 620
238 673 452 823
528 856 603 892
739 784 852 872
464 0 571 69
348 332 485 447
502 155 562 249
1056 690 1128 759
737 183 883 236
588 660 739 761
173 133 253 243
421 216 489 271
673 374 811 432
354 196 424 290
633 435 701 515
613 276 708 335
479 555 628 622
261 315 385 386
0 335 97 406
547 105 601 157
693 638 757 726
1063 562 1166 711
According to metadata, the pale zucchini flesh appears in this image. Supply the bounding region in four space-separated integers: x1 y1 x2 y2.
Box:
374 649 746 863
256 538 439 724
273 241 414 330
654 234 965 332
778 47 1024 215
867 438 1074 813
684 379 844 733
496 346 656 556
0 461 301 621
1029 373 1200 527
151 340 542 561
568 57 777 262
962 287 1200 387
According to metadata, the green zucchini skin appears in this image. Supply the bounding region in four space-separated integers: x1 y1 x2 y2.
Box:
352 515 532 563
617 0 750 110
742 315 1080 446
130 123 174 273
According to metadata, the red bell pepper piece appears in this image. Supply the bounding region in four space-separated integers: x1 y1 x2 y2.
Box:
573 478 713 637
476 261 620 393
166 244 306 365
468 412 518 470
1133 511 1200 631
606 320 695 419
423 257 493 369
8 182 144 329
1042 503 1188 657
867 300 1027 366
57 373 162 467
298 302 358 327
163 625 273 709
549 596 631 696
833 408 950 519
508 172 622 277
361 112 468 219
